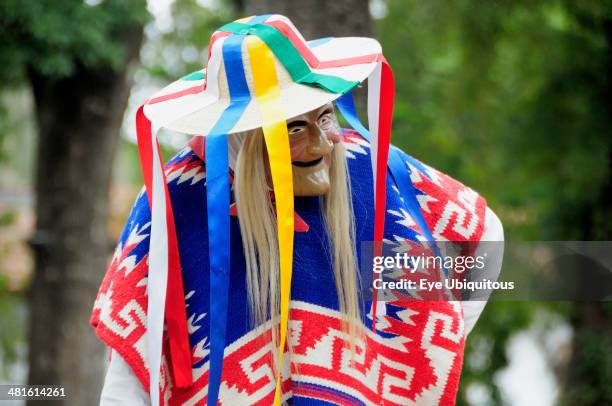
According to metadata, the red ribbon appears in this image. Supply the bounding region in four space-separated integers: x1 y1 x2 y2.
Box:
136 106 193 388
370 58 394 333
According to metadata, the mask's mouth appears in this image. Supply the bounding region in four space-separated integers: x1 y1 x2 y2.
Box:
292 156 323 168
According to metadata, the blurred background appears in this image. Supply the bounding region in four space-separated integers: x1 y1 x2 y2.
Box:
0 0 611 405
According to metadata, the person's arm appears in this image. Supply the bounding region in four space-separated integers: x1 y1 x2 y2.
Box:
100 350 150 405
462 206 504 335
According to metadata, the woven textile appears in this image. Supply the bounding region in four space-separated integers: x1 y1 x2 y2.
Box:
91 129 486 405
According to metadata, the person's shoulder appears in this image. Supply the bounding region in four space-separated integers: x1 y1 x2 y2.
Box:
340 127 484 201
391 146 490 241
388 145 483 203
339 128 491 241
340 128 372 160
121 146 205 226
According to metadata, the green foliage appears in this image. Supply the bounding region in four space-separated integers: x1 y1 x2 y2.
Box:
0 279 26 380
0 0 150 85
458 302 534 405
377 0 612 403
558 302 612 405
117 0 234 173
141 0 234 82
0 0 151 163
0 211 16 227
377 0 612 241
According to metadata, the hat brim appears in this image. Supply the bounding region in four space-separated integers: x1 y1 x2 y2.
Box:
143 37 381 136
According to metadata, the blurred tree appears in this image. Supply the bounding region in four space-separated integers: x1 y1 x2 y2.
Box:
142 0 233 84
378 0 612 404
0 277 26 380
0 1 149 404
241 0 370 39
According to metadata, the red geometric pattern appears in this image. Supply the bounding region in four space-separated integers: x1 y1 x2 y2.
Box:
167 301 465 405
90 218 152 390
405 156 486 244
91 134 487 405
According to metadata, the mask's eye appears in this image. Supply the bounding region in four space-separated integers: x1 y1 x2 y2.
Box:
318 113 334 129
289 126 304 135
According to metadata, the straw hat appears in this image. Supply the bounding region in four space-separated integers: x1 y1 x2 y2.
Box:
142 14 382 135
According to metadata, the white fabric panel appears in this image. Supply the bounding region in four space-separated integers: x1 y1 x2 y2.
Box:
147 124 168 406
462 207 505 335
100 351 150 406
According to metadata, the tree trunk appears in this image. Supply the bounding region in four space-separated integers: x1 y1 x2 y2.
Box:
25 25 144 405
243 0 371 39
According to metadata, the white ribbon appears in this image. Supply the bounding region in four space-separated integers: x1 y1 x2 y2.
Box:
367 61 382 191
148 123 168 406
145 36 228 406
366 61 386 319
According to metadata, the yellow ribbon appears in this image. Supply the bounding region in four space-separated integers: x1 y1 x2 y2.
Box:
246 35 294 405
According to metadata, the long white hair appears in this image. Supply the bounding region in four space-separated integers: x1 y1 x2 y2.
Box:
232 125 363 373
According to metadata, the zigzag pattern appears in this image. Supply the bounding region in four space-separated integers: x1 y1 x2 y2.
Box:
164 147 206 186
406 159 485 243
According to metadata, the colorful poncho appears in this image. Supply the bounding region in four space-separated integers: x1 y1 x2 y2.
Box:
91 129 487 405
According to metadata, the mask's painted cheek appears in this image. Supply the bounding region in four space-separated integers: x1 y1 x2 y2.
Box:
323 120 341 144
326 130 341 144
289 137 309 161
290 130 339 161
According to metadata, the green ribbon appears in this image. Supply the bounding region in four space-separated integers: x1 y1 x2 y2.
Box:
181 71 206 81
218 22 358 95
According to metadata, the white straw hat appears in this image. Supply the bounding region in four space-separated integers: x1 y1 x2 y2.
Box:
142 14 381 135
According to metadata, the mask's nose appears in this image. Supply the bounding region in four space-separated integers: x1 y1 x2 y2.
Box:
306 127 334 156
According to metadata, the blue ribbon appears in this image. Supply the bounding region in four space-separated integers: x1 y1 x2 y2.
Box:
206 33 251 406
335 92 448 277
